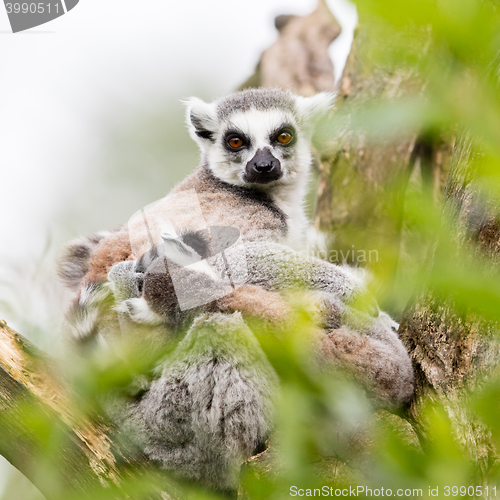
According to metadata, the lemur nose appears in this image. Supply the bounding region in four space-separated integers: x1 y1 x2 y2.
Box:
245 148 282 183
253 161 275 173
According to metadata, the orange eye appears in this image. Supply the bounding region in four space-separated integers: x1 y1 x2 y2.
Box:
228 137 244 149
277 132 292 144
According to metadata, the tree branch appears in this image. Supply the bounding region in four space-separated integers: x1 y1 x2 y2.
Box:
0 321 125 498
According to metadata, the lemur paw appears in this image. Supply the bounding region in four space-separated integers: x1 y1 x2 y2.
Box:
108 262 164 326
120 297 165 326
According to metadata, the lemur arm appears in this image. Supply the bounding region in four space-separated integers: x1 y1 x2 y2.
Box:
59 234 413 407
109 251 414 408
60 234 369 339
241 241 368 305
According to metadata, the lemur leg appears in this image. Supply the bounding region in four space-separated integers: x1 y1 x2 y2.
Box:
318 311 415 408
72 235 381 343
216 285 292 325
108 260 293 328
112 312 278 495
107 261 165 326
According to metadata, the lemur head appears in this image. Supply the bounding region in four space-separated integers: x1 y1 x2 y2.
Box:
184 88 335 189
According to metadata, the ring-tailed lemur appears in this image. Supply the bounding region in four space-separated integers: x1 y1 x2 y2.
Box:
59 88 414 496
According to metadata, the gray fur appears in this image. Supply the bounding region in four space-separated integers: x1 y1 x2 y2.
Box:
241 241 363 301
59 89 414 494
108 261 141 302
216 88 296 120
102 247 414 494
106 238 414 410
109 312 278 493
319 311 415 409
105 239 363 331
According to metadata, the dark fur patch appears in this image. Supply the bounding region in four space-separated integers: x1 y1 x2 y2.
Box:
223 128 252 153
195 130 214 142
191 110 215 142
136 230 212 275
244 148 282 184
181 230 211 259
190 113 206 131
143 257 210 330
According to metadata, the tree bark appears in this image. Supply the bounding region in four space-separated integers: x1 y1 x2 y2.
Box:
248 0 497 483
0 320 116 497
242 3 452 288
310 10 498 481
313 27 454 290
0 320 165 500
240 0 340 94
399 131 500 478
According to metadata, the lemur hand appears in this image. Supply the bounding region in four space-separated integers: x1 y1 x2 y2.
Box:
108 261 143 303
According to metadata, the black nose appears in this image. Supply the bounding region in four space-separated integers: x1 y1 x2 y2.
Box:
253 161 275 174
244 148 282 184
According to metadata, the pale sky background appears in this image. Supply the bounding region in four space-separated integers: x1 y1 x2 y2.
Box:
0 0 357 496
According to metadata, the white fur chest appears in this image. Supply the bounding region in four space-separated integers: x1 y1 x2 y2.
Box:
271 181 309 250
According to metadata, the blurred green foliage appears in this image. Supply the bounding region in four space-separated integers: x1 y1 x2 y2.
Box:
4 1 500 499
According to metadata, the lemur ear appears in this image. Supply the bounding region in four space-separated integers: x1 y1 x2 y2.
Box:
183 97 217 144
294 92 337 126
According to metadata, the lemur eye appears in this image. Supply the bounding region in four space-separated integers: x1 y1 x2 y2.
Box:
277 132 292 144
228 137 244 149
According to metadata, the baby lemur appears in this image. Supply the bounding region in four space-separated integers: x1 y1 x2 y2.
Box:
59 88 414 495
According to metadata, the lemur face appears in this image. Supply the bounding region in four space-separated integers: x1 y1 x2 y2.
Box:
210 107 302 187
185 88 335 189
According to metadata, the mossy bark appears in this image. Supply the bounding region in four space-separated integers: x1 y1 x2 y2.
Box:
399 131 500 478
313 28 453 286
0 320 120 497
0 320 168 500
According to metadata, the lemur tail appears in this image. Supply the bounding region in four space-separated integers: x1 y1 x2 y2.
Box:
58 232 115 341
58 231 112 291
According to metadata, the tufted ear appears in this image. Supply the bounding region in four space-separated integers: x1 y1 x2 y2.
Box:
183 97 218 146
294 92 337 126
